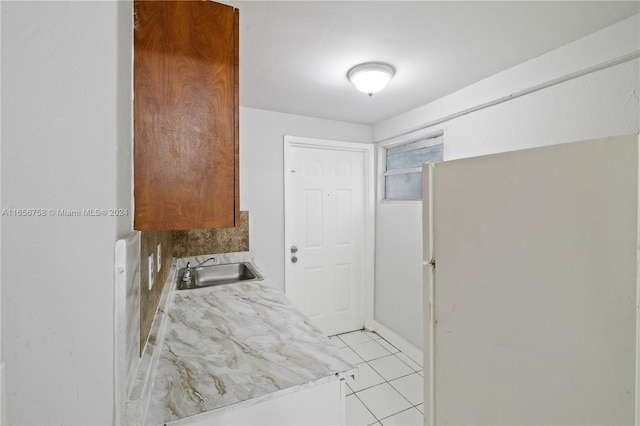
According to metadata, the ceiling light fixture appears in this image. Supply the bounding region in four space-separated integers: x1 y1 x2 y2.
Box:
347 62 395 96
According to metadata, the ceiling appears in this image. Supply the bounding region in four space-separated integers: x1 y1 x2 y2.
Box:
229 1 640 125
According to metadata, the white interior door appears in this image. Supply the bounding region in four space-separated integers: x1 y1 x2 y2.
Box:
284 136 373 336
424 135 639 425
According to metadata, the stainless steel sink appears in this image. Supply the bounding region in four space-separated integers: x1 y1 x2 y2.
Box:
178 262 263 290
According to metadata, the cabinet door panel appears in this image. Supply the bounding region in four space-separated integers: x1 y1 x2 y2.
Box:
134 1 238 230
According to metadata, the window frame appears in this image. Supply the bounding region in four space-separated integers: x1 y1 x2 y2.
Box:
377 129 444 203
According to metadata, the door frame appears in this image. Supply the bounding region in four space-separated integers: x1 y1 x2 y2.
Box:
283 135 375 331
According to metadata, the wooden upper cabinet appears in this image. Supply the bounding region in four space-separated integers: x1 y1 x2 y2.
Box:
134 1 239 230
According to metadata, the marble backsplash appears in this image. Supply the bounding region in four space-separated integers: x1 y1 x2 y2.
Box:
172 210 249 257
114 231 141 425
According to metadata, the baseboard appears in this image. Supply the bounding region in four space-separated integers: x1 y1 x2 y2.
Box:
365 319 424 368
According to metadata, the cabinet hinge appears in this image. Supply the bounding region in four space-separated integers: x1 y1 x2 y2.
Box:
428 258 436 269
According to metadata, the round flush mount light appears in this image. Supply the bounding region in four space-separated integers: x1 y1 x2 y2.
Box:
347 62 395 96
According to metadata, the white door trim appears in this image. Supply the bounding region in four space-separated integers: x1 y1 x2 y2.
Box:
283 135 375 330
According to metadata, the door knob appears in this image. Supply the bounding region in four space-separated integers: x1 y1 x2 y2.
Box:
291 256 298 263
290 245 298 253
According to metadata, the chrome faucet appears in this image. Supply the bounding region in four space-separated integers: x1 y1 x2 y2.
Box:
193 257 217 268
182 257 217 282
182 262 192 282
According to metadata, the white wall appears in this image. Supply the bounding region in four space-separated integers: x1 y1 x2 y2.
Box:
373 14 640 350
1 2 133 424
240 107 372 289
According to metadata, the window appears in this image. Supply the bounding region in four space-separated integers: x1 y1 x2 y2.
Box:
383 133 443 200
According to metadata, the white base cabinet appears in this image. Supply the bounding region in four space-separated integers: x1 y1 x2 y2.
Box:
166 379 345 426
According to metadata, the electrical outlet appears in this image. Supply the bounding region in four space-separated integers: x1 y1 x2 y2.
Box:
148 254 154 290
157 243 162 272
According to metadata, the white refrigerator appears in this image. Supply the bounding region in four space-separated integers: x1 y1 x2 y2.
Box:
423 134 639 425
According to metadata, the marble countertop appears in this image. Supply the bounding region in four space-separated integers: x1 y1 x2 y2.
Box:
145 253 357 425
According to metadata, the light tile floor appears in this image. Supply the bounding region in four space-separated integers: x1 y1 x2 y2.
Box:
329 330 424 426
